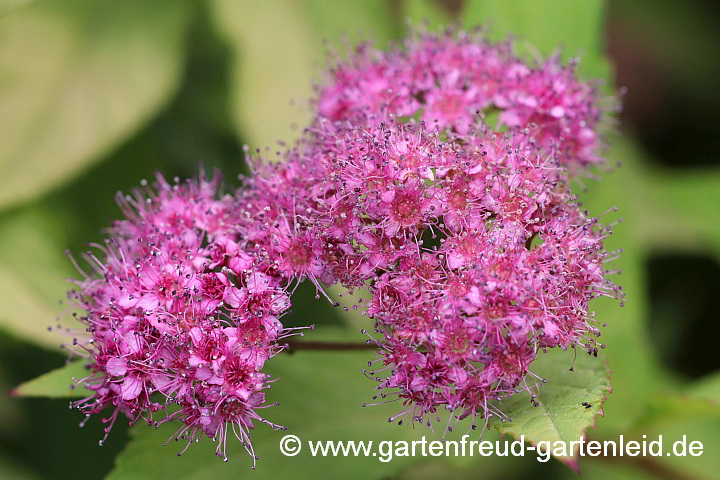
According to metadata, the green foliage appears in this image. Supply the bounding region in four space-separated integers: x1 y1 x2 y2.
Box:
210 0 397 149
492 351 611 472
10 359 90 398
2 1 720 479
462 0 609 77
0 206 76 349
405 0 610 79
107 329 424 480
0 0 192 210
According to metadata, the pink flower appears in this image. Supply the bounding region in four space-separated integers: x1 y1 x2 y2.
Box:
65 23 623 451
66 173 300 466
315 27 612 166
240 107 620 430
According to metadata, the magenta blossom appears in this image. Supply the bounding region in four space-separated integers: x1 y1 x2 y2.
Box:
315 28 612 166
63 24 623 458
295 28 622 429
237 113 622 430
66 174 301 466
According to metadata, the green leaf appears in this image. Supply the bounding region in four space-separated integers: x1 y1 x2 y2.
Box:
106 328 493 479
0 0 33 16
0 0 191 211
304 0 398 49
461 0 610 79
10 358 91 398
405 0 454 27
630 372 720 432
628 416 720 480
689 371 720 400
0 205 78 350
582 372 720 480
571 139 662 434
209 0 399 149
492 350 611 472
576 137 720 435
553 136 720 480
638 168 720 256
209 0 316 150
632 394 720 431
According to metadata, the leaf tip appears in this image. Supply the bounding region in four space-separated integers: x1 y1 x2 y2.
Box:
559 454 582 474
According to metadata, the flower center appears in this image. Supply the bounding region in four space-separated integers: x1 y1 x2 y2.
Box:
288 244 312 270
449 190 468 211
449 331 470 354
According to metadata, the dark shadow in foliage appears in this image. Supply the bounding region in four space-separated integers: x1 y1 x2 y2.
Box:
647 253 720 379
607 0 720 168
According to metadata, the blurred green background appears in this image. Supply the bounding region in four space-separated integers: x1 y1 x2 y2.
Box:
1 1 719 479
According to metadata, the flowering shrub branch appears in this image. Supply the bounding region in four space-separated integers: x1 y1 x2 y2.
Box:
60 26 621 467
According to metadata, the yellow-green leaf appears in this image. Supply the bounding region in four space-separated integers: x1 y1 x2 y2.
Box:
210 0 399 149
0 0 191 210
0 206 76 349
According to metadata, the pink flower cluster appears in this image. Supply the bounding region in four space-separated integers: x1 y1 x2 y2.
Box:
317 29 606 165
238 29 621 429
242 121 620 430
67 174 297 465
66 27 621 463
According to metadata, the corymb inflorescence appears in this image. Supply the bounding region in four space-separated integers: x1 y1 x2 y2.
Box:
65 174 303 466
63 26 622 465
